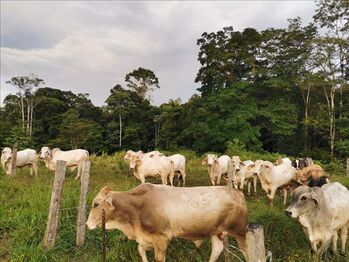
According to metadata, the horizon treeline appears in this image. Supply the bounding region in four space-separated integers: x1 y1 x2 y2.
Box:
1 0 348 163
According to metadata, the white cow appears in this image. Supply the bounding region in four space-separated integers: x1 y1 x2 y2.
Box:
229 156 256 195
39 147 89 180
253 161 297 206
124 150 162 162
127 153 175 185
1 147 38 176
202 154 230 186
286 182 349 256
276 157 292 166
168 154 187 186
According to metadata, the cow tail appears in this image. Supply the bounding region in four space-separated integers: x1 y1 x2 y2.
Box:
85 150 90 160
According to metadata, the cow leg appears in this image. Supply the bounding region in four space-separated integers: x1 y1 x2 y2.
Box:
340 225 348 255
140 174 146 184
75 165 81 180
211 179 215 186
168 173 174 186
247 181 251 195
332 231 338 254
217 174 221 185
153 238 168 262
283 188 288 205
240 175 244 191
209 235 224 262
268 188 276 207
33 163 38 176
138 244 149 262
316 235 332 256
182 171 186 187
29 166 33 176
253 176 257 194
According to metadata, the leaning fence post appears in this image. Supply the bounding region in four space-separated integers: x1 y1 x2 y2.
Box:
102 209 106 262
43 160 67 250
76 161 91 246
223 163 235 261
10 143 18 176
346 158 349 177
246 223 266 262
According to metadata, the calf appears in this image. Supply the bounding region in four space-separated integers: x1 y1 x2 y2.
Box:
86 184 248 262
39 147 89 179
254 161 297 206
229 156 257 195
276 157 292 166
1 147 38 176
202 154 230 185
128 154 175 185
285 182 349 256
168 154 187 186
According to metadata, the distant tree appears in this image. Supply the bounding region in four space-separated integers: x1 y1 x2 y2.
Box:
125 67 160 100
5 74 44 134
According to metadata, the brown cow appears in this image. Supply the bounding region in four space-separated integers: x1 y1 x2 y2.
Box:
86 184 248 262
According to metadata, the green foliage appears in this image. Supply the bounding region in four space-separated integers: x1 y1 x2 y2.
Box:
125 67 160 99
4 127 34 149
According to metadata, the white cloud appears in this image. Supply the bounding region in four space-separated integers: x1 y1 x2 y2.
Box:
0 1 316 106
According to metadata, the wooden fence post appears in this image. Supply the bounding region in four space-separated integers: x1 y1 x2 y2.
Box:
346 158 349 177
43 160 67 250
246 223 266 262
76 161 91 246
10 143 18 176
223 163 235 261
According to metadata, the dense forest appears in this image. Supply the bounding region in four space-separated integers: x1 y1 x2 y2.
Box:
1 0 348 163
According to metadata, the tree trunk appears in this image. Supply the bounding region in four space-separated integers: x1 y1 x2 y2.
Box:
30 100 34 135
329 86 335 161
26 98 30 133
304 104 308 150
20 97 25 130
119 113 122 147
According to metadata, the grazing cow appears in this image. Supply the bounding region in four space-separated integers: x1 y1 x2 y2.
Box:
1 147 38 176
168 154 187 186
202 154 230 185
292 157 313 170
285 182 349 256
229 156 257 195
254 161 297 206
295 164 329 187
276 157 292 166
124 150 162 162
86 184 248 262
127 154 175 185
39 147 89 179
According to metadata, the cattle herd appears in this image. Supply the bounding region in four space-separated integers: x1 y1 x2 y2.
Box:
1 147 349 261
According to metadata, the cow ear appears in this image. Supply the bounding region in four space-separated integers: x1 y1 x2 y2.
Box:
240 161 245 166
100 186 111 195
105 193 115 210
290 179 302 190
310 191 319 207
202 157 208 165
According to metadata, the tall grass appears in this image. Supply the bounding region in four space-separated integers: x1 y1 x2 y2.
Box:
0 151 348 261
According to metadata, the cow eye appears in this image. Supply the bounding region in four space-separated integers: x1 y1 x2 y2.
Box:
300 196 307 201
93 203 99 208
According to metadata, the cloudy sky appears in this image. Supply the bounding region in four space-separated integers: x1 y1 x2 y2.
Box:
1 1 316 106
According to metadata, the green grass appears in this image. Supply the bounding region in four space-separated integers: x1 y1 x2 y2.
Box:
0 152 348 262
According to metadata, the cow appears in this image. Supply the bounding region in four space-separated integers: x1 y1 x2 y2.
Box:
39 146 89 180
202 154 230 186
276 157 292 166
1 147 38 176
228 156 257 195
124 150 162 162
86 184 248 262
295 164 329 187
127 153 175 185
285 182 349 256
253 161 297 206
168 154 187 186
292 157 313 170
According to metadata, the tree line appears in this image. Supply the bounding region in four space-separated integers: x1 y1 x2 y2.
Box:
1 0 348 163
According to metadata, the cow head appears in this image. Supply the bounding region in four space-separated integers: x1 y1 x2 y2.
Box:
86 186 115 230
298 158 307 170
202 154 217 166
285 186 321 218
128 154 141 170
230 156 244 172
252 160 264 176
1 147 12 164
39 146 51 160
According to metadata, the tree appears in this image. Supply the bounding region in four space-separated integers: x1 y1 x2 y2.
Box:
5 74 44 134
125 67 160 100
314 0 349 116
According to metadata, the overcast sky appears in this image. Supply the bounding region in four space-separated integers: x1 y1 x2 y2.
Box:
1 1 316 106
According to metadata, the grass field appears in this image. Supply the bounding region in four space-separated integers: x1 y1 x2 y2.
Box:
1 151 349 262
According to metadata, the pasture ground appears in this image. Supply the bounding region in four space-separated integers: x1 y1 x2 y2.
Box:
1 151 349 262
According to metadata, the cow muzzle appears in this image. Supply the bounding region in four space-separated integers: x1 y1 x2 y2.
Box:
285 210 292 217
253 172 258 176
